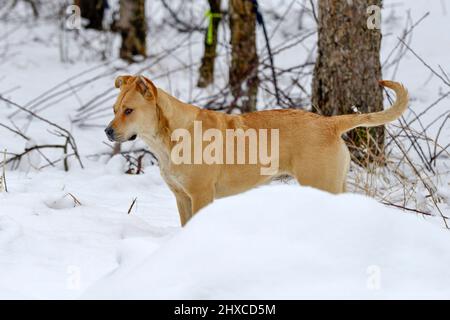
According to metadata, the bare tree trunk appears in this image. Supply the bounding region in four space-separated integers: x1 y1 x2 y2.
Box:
197 0 222 88
312 0 384 165
118 0 147 62
75 0 107 30
229 0 259 113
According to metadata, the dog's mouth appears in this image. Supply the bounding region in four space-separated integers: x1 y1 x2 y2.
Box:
128 134 137 141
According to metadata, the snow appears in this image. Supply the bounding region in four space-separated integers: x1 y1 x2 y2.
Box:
84 185 450 299
0 0 449 299
0 163 179 299
1 167 450 299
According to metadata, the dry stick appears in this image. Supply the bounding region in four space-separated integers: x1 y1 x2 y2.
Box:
269 30 316 57
127 198 137 215
438 65 450 84
136 154 145 174
18 55 142 120
406 125 450 156
385 91 450 161
10 60 113 117
19 69 118 117
63 137 69 171
387 122 449 169
424 110 450 132
308 0 318 24
397 116 434 173
0 95 84 169
101 142 158 168
398 37 450 87
253 0 281 106
432 114 450 166
387 11 414 80
4 141 66 170
87 147 156 161
5 144 65 165
277 46 316 107
392 103 450 173
0 122 29 140
74 36 195 123
381 201 447 219
210 31 316 112
430 143 450 163
404 108 433 161
78 62 199 116
382 12 429 68
267 0 297 40
64 9 310 117
383 88 448 173
193 27 315 110
33 87 86 115
35 145 56 169
260 32 315 106
2 149 7 192
386 128 449 229
75 90 117 113
160 0 204 33
384 93 436 198
67 193 82 207
39 153 76 171
404 91 450 129
381 94 445 219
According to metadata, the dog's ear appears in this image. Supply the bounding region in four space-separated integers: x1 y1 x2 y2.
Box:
135 75 158 100
115 75 133 89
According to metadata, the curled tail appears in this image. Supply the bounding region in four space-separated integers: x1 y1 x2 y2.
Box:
334 80 409 134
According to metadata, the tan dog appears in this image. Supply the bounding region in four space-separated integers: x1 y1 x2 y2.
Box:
105 75 408 226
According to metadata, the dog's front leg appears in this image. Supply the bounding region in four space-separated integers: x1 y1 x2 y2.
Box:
169 178 215 226
190 191 214 216
173 191 192 227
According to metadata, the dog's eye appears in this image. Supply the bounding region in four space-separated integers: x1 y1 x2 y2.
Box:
124 108 133 115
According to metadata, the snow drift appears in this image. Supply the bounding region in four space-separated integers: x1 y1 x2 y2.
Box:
84 185 450 299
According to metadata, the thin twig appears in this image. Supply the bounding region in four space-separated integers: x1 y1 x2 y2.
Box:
67 193 82 206
381 201 446 218
127 197 137 215
398 37 450 87
1 149 7 192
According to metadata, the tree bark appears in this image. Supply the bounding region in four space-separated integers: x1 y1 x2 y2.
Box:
118 0 147 62
197 0 222 88
229 0 259 113
312 0 384 165
74 0 107 30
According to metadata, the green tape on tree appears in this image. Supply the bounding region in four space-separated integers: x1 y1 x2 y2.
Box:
205 10 221 45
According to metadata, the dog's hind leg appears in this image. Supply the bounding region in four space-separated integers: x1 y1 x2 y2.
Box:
292 142 349 194
341 144 351 193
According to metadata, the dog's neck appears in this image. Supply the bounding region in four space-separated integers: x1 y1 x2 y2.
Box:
140 88 199 164
157 88 199 129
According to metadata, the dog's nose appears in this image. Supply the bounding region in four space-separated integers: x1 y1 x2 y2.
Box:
105 127 115 140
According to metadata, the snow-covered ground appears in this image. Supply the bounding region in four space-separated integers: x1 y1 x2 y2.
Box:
84 186 450 300
0 0 449 299
0 163 179 299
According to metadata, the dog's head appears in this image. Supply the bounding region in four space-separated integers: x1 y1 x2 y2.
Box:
105 75 158 143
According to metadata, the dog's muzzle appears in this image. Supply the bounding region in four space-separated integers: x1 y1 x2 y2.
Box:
105 126 115 142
